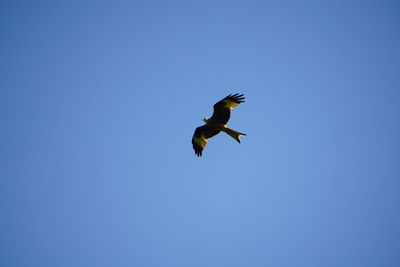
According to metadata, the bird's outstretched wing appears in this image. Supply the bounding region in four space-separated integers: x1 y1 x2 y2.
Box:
191 125 221 157
210 93 245 125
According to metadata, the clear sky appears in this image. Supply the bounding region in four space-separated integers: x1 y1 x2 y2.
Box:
1 1 400 266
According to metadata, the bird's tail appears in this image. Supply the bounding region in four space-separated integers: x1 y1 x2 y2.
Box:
222 127 246 143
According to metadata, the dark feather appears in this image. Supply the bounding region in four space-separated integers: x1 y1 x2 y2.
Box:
191 125 221 156
210 93 245 124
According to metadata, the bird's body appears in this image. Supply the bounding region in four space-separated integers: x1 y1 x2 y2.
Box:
192 93 246 156
203 117 226 129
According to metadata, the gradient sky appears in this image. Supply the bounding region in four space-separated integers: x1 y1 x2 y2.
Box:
1 1 400 266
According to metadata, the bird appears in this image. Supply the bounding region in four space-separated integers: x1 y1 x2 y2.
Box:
192 93 246 156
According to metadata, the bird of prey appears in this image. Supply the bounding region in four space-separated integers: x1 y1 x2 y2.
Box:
192 93 246 156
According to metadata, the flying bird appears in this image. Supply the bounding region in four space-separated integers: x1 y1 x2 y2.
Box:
192 93 246 156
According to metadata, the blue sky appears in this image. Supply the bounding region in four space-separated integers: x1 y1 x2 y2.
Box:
1 1 400 266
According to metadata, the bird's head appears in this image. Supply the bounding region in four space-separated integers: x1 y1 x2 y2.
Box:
202 117 209 123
